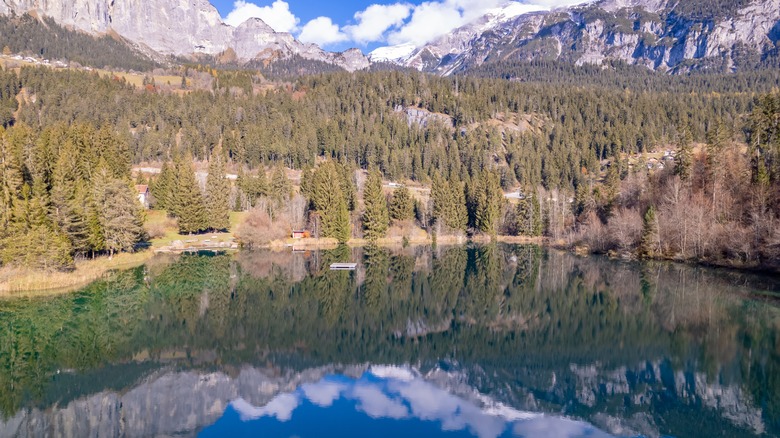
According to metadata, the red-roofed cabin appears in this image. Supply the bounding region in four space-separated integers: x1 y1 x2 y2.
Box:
291 230 307 239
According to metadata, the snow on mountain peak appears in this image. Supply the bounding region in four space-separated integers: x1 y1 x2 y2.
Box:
368 43 418 63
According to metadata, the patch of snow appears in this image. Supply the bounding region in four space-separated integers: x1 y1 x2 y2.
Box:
369 43 418 63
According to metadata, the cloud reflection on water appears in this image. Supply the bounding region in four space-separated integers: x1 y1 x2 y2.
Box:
227 365 611 438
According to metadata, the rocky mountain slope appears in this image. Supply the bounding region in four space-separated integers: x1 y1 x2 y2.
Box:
373 0 780 74
0 0 369 71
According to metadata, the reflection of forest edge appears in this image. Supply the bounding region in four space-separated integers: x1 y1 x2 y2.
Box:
0 245 778 436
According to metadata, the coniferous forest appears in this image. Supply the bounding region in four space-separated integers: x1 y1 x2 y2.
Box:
0 58 779 272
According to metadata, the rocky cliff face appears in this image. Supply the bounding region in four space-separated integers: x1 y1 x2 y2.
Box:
0 0 369 71
374 0 780 75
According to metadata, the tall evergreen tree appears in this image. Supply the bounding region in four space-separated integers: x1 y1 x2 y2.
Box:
389 186 414 222
310 161 352 243
449 178 468 231
152 160 175 211
431 172 451 226
338 161 357 211
173 154 207 234
362 167 389 242
516 194 542 236
639 205 660 258
329 193 352 244
1 182 73 270
474 171 504 236
206 145 231 231
674 126 694 181
270 164 292 205
95 179 144 257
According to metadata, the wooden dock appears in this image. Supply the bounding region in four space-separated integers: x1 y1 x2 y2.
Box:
330 263 357 271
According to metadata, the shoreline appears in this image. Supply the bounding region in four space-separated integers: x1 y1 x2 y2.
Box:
2 234 775 297
0 251 155 297
0 235 546 296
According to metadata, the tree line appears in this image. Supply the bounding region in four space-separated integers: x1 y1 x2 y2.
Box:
0 123 144 270
8 64 771 193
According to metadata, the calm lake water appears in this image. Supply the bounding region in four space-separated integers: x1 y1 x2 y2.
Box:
1 245 779 438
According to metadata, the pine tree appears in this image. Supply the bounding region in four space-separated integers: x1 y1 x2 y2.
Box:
431 172 451 226
310 161 351 243
237 167 268 208
516 194 542 236
329 193 351 244
674 126 694 181
338 162 357 211
639 205 659 258
1 182 74 270
0 126 24 230
449 178 468 231
300 164 314 200
389 186 414 222
152 160 175 211
362 167 389 242
50 141 93 256
474 171 504 236
174 155 207 234
205 145 231 231
270 164 291 205
95 179 144 257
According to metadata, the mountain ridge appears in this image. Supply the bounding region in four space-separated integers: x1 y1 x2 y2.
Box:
0 0 369 71
372 0 780 75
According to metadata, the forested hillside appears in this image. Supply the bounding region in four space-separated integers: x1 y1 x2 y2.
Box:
1 63 779 271
0 14 158 71
7 65 778 189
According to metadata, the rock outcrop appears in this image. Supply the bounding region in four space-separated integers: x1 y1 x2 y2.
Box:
0 0 369 71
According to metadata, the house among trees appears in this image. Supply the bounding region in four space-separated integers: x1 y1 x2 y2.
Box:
136 185 150 209
291 230 308 239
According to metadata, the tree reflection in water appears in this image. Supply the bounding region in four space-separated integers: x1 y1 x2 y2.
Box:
0 245 778 437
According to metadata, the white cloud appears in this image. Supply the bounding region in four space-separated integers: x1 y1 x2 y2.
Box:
381 0 594 48
386 1 465 46
301 380 347 407
224 0 300 33
527 0 591 7
299 16 349 46
343 3 413 44
230 394 300 422
351 383 409 419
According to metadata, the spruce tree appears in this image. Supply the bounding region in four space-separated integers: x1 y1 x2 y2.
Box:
270 164 291 205
152 160 175 211
329 193 352 244
516 194 542 236
431 172 451 226
338 161 357 211
389 186 414 222
0 126 24 230
1 182 74 270
674 127 694 181
95 179 144 257
639 205 659 258
474 171 504 236
310 161 352 243
362 167 389 242
449 179 468 231
206 145 231 231
174 155 207 234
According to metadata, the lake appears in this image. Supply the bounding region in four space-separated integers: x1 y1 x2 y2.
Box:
1 245 778 437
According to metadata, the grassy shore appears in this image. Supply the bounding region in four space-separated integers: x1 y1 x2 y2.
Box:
0 210 248 297
0 251 153 297
0 209 546 296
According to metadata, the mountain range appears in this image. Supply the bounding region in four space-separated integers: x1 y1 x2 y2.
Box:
1 0 779 74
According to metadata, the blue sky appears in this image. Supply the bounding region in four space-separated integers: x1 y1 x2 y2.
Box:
208 0 590 52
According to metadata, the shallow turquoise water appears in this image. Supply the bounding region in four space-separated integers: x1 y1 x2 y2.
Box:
1 245 778 437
